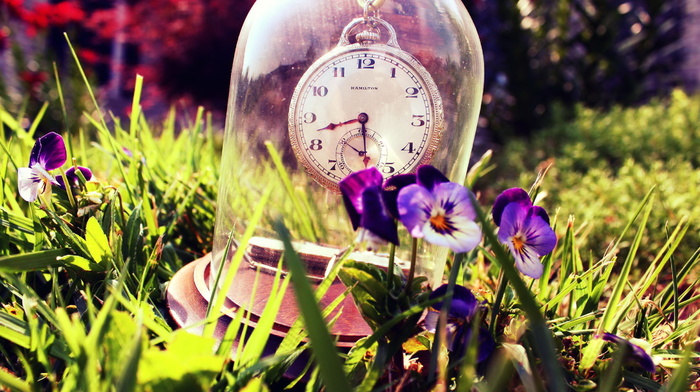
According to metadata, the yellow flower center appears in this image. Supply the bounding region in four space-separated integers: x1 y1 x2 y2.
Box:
511 234 525 253
430 214 451 234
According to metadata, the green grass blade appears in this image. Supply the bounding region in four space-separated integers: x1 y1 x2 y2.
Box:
274 220 351 392
0 367 30 392
130 74 143 140
580 188 655 371
0 249 70 271
26 101 48 139
265 142 318 242
663 340 695 392
115 315 143 392
204 182 273 337
237 267 290 369
276 251 351 355
597 340 627 392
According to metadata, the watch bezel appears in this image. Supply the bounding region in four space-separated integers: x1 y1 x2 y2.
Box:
288 42 445 192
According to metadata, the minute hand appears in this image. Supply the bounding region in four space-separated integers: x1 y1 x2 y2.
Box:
317 118 358 131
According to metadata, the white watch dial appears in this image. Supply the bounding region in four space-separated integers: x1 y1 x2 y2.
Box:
289 44 443 191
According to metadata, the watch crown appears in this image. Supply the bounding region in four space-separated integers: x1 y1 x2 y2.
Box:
356 30 380 45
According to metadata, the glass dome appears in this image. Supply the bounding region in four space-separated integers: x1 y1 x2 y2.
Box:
213 0 484 292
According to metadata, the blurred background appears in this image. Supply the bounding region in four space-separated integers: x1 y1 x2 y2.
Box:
0 0 694 142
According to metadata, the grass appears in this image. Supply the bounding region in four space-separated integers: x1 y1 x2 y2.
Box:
0 52 698 391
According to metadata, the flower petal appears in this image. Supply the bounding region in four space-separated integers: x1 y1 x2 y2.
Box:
397 184 434 238
602 333 656 373
476 327 496 362
422 183 481 252
17 167 41 202
29 132 66 171
497 202 527 244
416 165 449 190
434 182 477 221
57 166 93 189
529 205 551 226
522 210 557 256
429 284 478 319
509 243 544 278
492 188 531 226
381 173 415 220
423 218 481 253
360 185 399 245
498 203 555 279
339 167 383 230
423 308 439 332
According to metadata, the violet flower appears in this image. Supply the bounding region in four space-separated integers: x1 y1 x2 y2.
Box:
601 333 656 373
424 284 494 362
57 166 93 189
17 132 66 202
339 167 399 250
397 166 481 253
492 188 556 279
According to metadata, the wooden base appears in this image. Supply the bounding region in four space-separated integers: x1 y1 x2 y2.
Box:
166 253 372 349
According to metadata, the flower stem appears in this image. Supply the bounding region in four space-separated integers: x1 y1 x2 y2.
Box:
489 268 508 336
428 252 464 384
58 167 77 209
405 237 418 296
387 242 396 291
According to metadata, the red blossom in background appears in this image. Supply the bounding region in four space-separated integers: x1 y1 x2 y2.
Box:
19 70 48 87
78 48 102 65
0 26 9 51
45 1 84 25
1 0 84 36
2 0 253 117
81 8 119 40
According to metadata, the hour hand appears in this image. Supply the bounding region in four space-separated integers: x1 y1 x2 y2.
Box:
317 118 359 131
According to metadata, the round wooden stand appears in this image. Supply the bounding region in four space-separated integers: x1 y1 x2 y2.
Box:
166 249 373 354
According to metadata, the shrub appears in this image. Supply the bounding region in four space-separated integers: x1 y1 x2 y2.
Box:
486 90 700 263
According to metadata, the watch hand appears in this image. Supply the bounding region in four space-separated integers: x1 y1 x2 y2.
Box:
358 113 369 154
317 118 358 131
345 142 365 155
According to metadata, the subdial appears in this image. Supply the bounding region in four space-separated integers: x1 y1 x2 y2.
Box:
335 128 388 176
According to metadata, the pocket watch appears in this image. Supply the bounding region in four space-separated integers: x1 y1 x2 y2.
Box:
288 6 444 191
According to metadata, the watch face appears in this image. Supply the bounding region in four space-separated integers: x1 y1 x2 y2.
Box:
288 43 444 191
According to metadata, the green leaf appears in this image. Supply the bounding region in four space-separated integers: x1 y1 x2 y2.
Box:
122 204 145 265
0 249 69 271
59 255 105 272
139 330 222 391
85 217 112 267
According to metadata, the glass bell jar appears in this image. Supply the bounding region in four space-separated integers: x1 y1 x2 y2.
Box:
213 0 484 302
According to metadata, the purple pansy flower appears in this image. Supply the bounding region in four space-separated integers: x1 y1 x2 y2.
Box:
424 284 495 362
339 167 399 250
601 333 656 373
17 132 67 202
492 188 556 279
397 166 481 253
57 166 93 189
380 173 415 220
